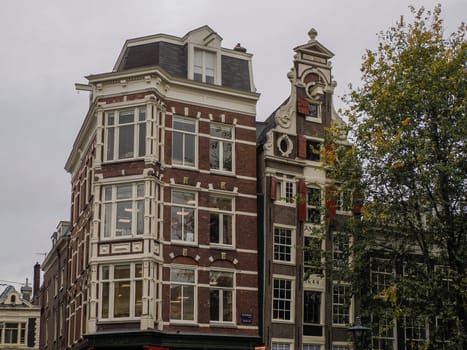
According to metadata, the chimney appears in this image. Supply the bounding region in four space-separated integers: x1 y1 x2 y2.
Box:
33 262 41 304
21 278 32 302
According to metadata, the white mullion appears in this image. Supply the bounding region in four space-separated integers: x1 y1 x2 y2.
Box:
130 264 135 318
134 110 139 158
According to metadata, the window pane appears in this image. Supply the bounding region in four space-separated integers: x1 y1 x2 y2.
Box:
173 132 183 163
136 200 144 235
119 110 134 124
135 264 143 278
210 213 220 243
223 290 233 321
171 268 195 283
114 281 130 317
135 280 143 317
104 187 112 201
210 289 220 321
118 124 134 159
183 208 195 241
223 215 232 244
139 122 146 157
104 203 112 238
107 112 115 126
138 109 146 122
170 285 182 319
210 140 220 169
174 118 195 132
117 184 132 200
106 128 115 160
102 266 110 280
116 201 132 236
101 282 109 318
171 207 183 240
185 134 195 165
209 196 232 211
223 142 232 171
304 291 321 324
205 51 215 69
182 285 194 320
210 125 232 139
114 265 131 279
210 271 233 287
173 191 195 205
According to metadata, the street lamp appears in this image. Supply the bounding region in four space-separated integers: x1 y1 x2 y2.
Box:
348 316 371 350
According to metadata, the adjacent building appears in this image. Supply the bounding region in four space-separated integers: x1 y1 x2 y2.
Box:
50 25 260 350
256 29 355 350
0 281 40 349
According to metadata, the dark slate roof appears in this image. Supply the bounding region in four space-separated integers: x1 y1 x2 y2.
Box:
256 97 289 147
117 41 251 92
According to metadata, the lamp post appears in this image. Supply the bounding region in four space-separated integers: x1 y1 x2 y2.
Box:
348 316 371 350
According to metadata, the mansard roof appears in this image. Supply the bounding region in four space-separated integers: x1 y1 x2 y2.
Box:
0 285 36 309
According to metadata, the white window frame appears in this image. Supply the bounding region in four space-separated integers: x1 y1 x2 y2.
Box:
210 123 234 173
332 283 351 326
271 339 294 350
102 182 145 239
336 190 352 213
209 270 235 324
99 263 143 320
304 235 323 277
172 116 197 168
371 313 395 350
170 266 197 323
305 102 322 123
303 345 321 350
0 321 27 345
272 277 294 322
303 289 323 325
104 107 147 162
209 195 234 247
370 258 394 294
332 232 350 270
273 226 295 264
193 48 216 84
171 190 197 244
275 176 296 206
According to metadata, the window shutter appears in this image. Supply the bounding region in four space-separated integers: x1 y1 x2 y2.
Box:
298 136 307 159
353 191 363 215
325 186 337 220
297 98 309 115
270 176 277 200
297 179 307 222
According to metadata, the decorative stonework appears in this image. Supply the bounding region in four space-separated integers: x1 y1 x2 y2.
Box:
276 134 293 157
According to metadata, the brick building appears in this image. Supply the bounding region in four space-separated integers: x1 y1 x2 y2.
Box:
40 221 70 350
256 29 355 350
41 26 260 350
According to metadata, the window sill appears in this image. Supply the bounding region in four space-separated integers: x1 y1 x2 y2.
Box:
170 241 198 247
209 322 237 328
97 318 141 324
272 319 294 324
99 236 144 243
171 164 199 171
305 116 323 124
209 169 235 177
272 260 296 266
169 320 198 326
209 244 235 251
102 158 145 165
273 201 296 207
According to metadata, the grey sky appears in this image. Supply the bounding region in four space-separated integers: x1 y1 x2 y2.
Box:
0 0 465 290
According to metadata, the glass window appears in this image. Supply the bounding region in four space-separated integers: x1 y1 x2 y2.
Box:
209 271 234 322
210 124 233 172
209 195 233 246
304 236 323 276
332 284 350 325
304 291 321 324
102 183 144 239
170 268 196 321
194 49 216 84
371 258 394 294
105 107 146 161
273 279 292 321
276 177 295 204
306 140 321 162
308 103 320 119
304 345 321 350
171 190 196 242
1 322 26 344
372 313 395 350
100 263 143 319
274 227 293 262
307 187 321 224
333 232 350 270
173 116 196 167
272 343 291 350
337 190 352 211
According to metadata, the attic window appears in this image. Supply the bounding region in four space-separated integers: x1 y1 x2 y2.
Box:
10 295 16 303
194 49 216 84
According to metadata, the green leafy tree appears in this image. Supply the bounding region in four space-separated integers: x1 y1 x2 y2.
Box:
327 5 466 349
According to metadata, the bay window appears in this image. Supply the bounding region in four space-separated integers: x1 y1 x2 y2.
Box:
100 263 143 319
170 267 196 321
102 183 144 238
209 195 233 246
105 107 146 161
171 190 196 242
209 271 234 322
172 116 196 167
210 124 233 172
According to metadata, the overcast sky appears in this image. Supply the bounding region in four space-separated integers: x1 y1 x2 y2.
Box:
0 0 465 291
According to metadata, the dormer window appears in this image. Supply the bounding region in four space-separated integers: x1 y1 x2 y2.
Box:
10 295 16 304
194 49 215 84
